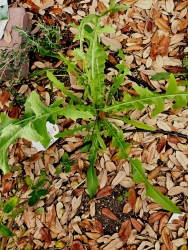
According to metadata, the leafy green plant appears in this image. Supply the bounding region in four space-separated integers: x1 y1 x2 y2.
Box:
25 170 50 206
13 19 63 54
55 152 74 174
0 0 187 213
0 20 63 82
0 196 22 237
151 58 188 84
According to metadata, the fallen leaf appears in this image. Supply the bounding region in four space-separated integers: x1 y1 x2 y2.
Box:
8 106 19 119
94 220 104 235
157 136 166 153
134 0 152 9
0 91 10 105
46 204 56 228
130 218 143 232
96 186 112 199
4 29 12 43
154 17 170 32
2 180 13 194
148 166 161 180
39 227 51 245
119 220 132 244
149 211 165 224
101 208 118 221
177 18 188 31
70 240 83 250
162 227 173 249
159 215 169 234
26 151 42 163
176 0 188 10
23 210 36 228
101 36 122 52
128 187 136 209
85 232 101 240
176 151 188 169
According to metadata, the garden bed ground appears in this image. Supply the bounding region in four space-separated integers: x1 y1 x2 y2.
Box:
1 0 188 249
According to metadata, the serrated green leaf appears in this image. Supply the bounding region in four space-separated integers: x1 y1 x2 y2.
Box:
103 77 188 116
116 117 155 131
0 225 14 237
3 197 19 214
56 124 92 139
0 91 94 173
47 71 83 105
129 158 181 213
102 119 130 159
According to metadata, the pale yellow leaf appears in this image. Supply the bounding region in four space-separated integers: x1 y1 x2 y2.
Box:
101 36 122 52
134 0 152 10
4 29 12 44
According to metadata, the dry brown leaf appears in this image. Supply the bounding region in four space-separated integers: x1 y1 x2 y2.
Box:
8 106 19 119
120 0 137 4
159 215 169 234
94 220 104 235
162 227 173 249
134 197 142 213
128 187 137 209
4 29 12 43
2 180 13 194
134 0 152 9
111 171 126 186
148 166 161 180
176 0 188 11
96 186 112 199
26 151 42 163
97 2 107 13
177 18 188 31
130 218 143 232
126 45 143 52
119 176 134 188
101 208 118 221
101 37 122 52
70 240 83 250
153 186 168 195
85 232 101 240
157 136 166 153
0 91 10 105
46 204 56 228
154 17 170 32
176 151 188 169
119 220 132 244
148 211 165 224
123 202 132 213
23 210 36 228
39 227 51 245
34 61 46 68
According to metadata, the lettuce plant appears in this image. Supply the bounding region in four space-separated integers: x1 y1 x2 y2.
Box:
1 0 188 213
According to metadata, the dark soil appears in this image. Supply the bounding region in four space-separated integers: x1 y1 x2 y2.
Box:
76 184 134 235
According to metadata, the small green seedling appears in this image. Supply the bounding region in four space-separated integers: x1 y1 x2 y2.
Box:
55 152 74 174
25 170 50 206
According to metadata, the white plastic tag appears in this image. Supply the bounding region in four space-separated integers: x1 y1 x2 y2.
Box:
31 121 59 151
168 213 185 223
0 0 9 39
